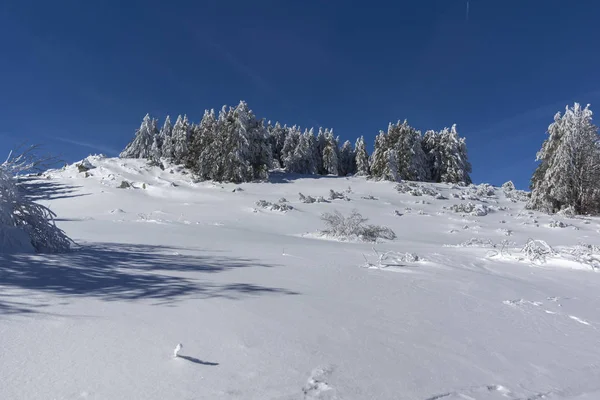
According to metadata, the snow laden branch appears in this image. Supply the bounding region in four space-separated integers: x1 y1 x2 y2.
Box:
0 149 73 253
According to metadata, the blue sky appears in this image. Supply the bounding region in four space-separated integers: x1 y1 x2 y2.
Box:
1 0 599 189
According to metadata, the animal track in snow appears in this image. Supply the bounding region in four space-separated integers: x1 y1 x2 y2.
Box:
425 384 512 400
503 299 542 307
503 298 593 327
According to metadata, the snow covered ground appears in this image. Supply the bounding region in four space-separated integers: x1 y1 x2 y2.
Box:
2 155 600 400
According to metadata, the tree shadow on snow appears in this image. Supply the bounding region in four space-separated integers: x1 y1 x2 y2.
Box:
18 177 92 201
0 243 299 315
267 171 352 184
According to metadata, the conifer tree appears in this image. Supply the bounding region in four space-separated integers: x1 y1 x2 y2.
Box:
171 115 190 164
354 136 370 176
438 125 472 184
269 122 288 169
120 114 158 159
322 130 339 175
528 103 600 214
339 140 356 176
159 116 174 160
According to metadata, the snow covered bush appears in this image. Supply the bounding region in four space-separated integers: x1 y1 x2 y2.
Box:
328 189 349 201
475 183 495 197
556 205 576 218
0 150 73 253
502 181 515 191
449 202 489 216
361 195 378 200
255 200 293 213
528 103 600 215
548 220 567 228
567 243 600 270
505 189 530 203
362 249 421 269
320 209 396 242
522 239 555 263
299 193 328 204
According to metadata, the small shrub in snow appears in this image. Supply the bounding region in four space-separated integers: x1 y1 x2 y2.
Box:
420 186 437 197
567 243 600 270
362 249 421 269
278 197 288 203
505 189 530 202
232 187 244 192
450 202 489 216
255 200 293 213
458 238 496 248
521 239 555 263
548 220 567 228
475 183 495 197
299 192 315 203
409 189 423 196
394 210 403 216
434 193 448 200
451 193 462 199
395 182 413 194
316 196 328 203
328 189 349 201
557 206 576 218
502 181 515 191
320 209 396 242
361 195 378 200
118 180 131 189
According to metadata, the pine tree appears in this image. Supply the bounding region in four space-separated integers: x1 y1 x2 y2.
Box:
322 130 339 175
354 136 370 176
242 102 272 180
191 109 217 179
528 103 600 214
159 116 174 160
282 126 302 172
171 115 190 164
315 128 327 174
392 121 429 181
339 140 356 176
120 114 159 159
370 131 389 179
211 101 271 183
269 122 288 169
150 135 162 162
293 129 318 174
422 130 442 182
438 125 472 184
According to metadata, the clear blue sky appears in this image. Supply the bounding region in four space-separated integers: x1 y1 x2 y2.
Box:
1 0 599 189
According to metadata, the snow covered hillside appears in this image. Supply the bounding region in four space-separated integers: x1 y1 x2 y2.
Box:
2 155 600 400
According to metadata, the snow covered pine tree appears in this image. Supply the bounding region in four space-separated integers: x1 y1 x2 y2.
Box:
528 103 600 214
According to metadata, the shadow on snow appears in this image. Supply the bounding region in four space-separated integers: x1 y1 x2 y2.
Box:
0 242 299 315
18 177 92 201
267 171 353 184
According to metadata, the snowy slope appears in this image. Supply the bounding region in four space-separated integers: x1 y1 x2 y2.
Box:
1 155 600 400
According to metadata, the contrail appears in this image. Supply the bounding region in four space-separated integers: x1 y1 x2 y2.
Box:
466 1 470 21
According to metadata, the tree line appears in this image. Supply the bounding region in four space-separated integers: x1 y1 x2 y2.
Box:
120 100 472 185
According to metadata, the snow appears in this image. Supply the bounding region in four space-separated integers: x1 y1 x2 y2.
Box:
2 155 600 399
